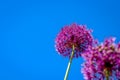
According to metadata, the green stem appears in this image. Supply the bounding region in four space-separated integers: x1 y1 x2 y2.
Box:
106 76 109 80
104 68 109 80
64 45 75 80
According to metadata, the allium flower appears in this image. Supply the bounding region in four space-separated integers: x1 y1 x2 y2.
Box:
55 23 93 58
55 23 93 80
81 37 120 80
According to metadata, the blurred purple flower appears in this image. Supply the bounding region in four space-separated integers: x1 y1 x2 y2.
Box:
81 37 120 80
55 23 93 58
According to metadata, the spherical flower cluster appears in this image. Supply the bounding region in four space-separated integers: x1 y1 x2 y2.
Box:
55 23 93 58
81 37 120 80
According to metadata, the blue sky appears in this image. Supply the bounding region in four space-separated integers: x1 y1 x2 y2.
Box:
0 0 120 80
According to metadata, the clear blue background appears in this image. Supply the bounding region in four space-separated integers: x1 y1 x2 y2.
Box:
0 0 120 80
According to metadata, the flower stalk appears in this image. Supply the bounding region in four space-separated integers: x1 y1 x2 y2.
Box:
104 68 109 80
64 45 75 80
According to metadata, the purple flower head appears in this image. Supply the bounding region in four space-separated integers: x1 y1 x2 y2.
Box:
81 37 120 80
55 23 93 58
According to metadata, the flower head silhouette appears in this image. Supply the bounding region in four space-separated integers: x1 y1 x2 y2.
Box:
81 37 120 80
55 23 93 58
